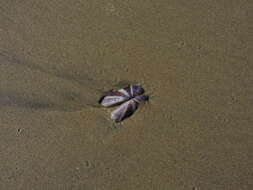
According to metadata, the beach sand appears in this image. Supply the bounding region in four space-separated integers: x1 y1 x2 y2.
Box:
0 0 252 189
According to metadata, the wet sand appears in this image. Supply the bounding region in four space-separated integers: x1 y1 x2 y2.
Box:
0 0 252 189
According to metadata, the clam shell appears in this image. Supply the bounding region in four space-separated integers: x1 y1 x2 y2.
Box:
99 84 148 122
99 84 144 107
111 99 138 122
99 90 130 107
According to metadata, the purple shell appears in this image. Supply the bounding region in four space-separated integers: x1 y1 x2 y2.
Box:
133 95 149 103
111 95 149 122
128 85 145 97
111 99 138 122
99 91 130 107
99 84 148 122
100 85 144 107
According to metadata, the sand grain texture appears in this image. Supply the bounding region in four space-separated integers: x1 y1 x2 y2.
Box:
0 0 252 189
